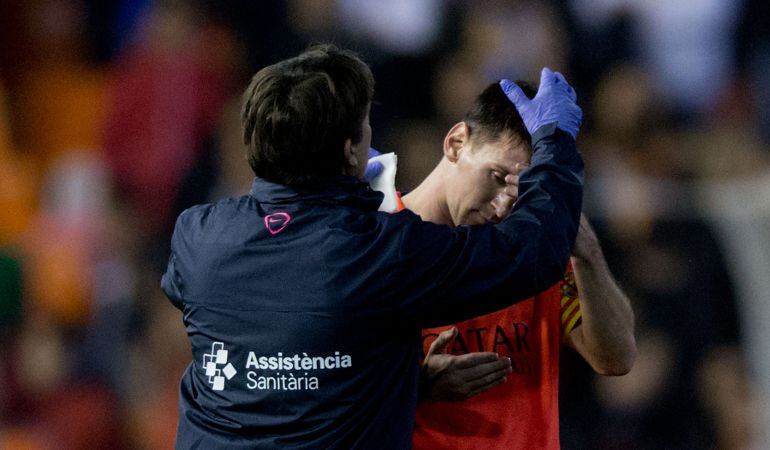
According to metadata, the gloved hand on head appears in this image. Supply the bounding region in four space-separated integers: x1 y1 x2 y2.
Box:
500 68 582 140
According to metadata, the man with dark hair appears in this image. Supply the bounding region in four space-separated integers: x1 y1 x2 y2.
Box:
401 82 636 449
241 45 375 187
162 44 584 448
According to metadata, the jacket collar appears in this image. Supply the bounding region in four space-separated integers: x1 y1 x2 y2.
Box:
249 176 384 211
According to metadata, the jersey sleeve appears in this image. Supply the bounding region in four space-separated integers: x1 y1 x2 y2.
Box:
559 263 582 340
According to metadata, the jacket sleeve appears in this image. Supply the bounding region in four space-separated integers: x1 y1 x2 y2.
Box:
161 220 185 311
391 125 584 328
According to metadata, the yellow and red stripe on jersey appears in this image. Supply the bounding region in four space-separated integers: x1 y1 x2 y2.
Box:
560 265 582 340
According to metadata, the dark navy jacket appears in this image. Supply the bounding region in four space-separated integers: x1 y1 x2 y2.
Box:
162 125 583 449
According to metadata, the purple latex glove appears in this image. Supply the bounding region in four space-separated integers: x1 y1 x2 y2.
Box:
363 147 384 182
500 68 582 139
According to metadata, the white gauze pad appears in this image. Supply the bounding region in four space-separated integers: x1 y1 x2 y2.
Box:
368 152 399 212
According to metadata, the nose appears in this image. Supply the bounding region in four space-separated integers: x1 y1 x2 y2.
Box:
490 192 516 222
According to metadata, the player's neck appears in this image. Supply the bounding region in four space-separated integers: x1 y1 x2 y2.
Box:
402 159 454 227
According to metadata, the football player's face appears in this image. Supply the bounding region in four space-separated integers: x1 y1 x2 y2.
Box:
447 136 530 226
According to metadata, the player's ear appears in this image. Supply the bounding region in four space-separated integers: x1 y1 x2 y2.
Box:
444 122 469 163
343 138 359 175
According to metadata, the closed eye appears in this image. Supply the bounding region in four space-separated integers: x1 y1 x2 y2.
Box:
492 171 506 185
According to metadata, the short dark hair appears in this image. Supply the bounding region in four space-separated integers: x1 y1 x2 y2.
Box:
241 44 374 187
463 81 536 148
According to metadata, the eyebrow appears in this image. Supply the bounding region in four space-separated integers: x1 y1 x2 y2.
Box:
490 163 513 175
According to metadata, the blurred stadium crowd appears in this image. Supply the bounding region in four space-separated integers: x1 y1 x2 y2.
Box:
1 0 769 448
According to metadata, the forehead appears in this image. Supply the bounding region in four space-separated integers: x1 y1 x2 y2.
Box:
473 136 531 170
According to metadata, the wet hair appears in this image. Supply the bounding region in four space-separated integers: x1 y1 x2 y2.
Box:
241 44 374 187
463 81 536 148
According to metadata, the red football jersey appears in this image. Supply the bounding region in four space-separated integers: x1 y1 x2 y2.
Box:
412 269 581 450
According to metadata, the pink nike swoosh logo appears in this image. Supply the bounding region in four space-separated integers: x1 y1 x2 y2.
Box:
264 212 291 235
